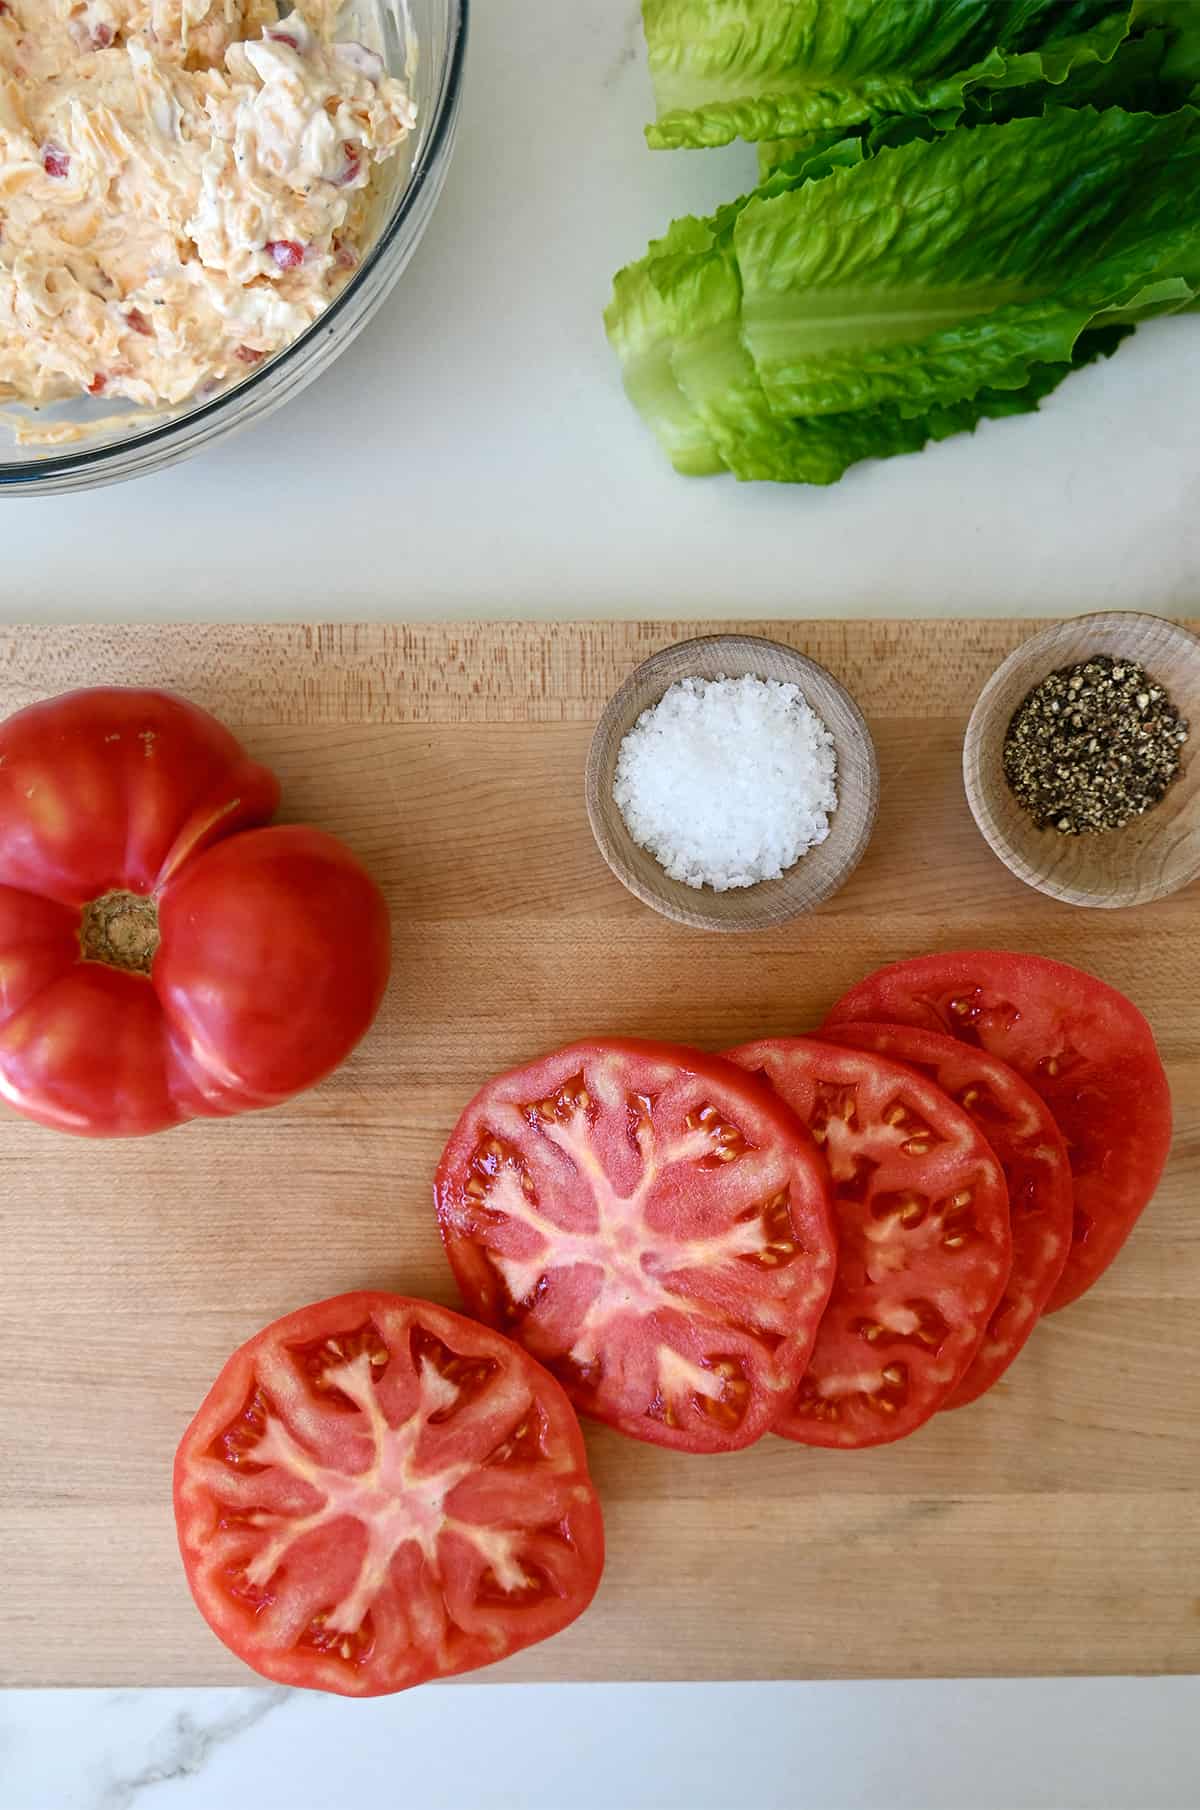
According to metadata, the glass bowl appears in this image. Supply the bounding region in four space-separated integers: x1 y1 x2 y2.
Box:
0 0 467 496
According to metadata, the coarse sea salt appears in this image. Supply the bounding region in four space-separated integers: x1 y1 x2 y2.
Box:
612 673 838 891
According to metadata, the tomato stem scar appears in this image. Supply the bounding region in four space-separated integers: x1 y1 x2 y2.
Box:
79 889 160 975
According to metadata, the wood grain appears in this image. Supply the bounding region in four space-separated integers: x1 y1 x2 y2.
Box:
585 634 879 931
964 613 1200 909
1 620 1198 1688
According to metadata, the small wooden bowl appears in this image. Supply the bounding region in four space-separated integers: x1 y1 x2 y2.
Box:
585 634 879 932
964 612 1200 910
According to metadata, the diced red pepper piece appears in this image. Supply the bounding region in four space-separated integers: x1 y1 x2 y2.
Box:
265 240 305 271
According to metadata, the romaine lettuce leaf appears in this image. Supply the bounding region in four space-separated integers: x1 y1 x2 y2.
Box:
644 0 1134 149
606 219 727 476
716 328 1130 483
756 14 1199 176
735 105 1200 419
604 136 865 472
619 117 1150 483
1134 0 1200 92
612 9 1200 485
647 148 1141 481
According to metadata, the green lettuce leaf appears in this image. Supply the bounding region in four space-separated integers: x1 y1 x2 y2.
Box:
620 118 1147 483
646 139 1139 481
761 117 932 182
756 14 1200 176
604 136 865 472
734 105 1200 420
605 218 727 476
717 328 1131 483
646 144 861 474
1133 0 1200 92
644 0 1134 150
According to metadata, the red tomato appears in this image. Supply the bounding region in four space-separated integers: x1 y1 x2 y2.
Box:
823 952 1172 1311
0 688 390 1136
435 1038 837 1453
818 1023 1072 1407
725 1038 1011 1448
174 1292 604 1697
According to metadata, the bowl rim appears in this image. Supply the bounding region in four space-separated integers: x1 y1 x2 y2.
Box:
585 632 881 934
0 0 469 489
962 608 1200 909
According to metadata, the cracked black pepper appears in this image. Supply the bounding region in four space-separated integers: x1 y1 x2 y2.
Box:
1003 654 1189 835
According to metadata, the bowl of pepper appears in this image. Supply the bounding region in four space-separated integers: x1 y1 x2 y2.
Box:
964 611 1200 909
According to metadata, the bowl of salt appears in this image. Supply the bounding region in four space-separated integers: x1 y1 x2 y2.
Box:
585 634 879 932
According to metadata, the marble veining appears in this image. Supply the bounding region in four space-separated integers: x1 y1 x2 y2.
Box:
604 3 647 89
97 1692 288 1810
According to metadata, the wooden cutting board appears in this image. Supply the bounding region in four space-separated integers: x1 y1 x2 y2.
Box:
1 620 1197 1688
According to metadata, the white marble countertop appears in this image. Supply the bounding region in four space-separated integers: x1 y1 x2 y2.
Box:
3 3 1198 1806
5 1680 1200 1810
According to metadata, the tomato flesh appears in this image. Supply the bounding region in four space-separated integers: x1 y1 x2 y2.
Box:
174 1292 604 1696
823 952 1172 1311
725 1038 1012 1447
0 688 390 1136
435 1039 837 1453
818 1023 1072 1407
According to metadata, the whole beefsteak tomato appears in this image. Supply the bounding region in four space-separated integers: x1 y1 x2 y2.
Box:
0 688 391 1137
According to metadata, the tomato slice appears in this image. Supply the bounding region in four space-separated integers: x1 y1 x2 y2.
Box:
174 1293 603 1697
818 1023 1072 1407
435 1038 837 1453
823 952 1172 1311
725 1038 1011 1448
